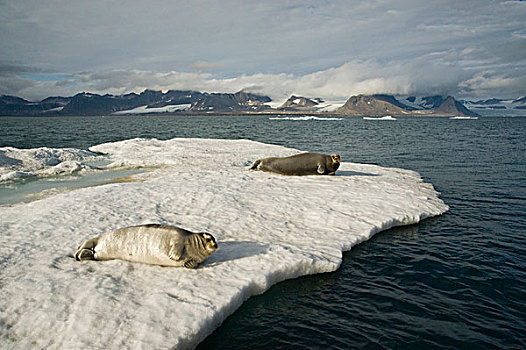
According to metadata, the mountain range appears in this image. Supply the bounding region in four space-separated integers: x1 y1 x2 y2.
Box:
1 89 525 117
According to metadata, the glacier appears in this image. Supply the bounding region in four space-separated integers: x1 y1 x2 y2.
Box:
0 138 448 349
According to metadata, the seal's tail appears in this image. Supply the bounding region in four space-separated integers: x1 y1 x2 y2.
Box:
75 237 99 261
249 159 261 170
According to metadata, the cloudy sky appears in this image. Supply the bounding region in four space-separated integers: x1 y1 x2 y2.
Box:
1 0 525 101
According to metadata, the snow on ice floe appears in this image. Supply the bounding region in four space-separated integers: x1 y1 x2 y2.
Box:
0 138 448 349
0 147 101 182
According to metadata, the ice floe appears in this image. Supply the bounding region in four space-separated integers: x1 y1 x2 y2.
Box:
0 138 448 349
269 115 343 121
0 147 101 182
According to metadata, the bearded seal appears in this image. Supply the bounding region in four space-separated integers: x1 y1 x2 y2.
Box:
75 224 218 268
250 152 340 176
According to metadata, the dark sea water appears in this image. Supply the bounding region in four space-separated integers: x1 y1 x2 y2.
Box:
1 115 525 349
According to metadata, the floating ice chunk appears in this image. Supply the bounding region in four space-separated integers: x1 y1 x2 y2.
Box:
0 138 448 349
0 147 101 182
269 116 343 121
0 170 34 182
0 147 101 183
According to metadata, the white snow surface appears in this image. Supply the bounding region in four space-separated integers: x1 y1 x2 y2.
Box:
264 99 345 112
113 104 192 114
363 116 397 121
314 99 347 112
269 115 343 121
0 138 448 349
0 147 100 182
264 99 287 109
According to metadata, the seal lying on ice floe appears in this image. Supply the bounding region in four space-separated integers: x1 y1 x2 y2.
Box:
250 152 341 176
75 224 218 268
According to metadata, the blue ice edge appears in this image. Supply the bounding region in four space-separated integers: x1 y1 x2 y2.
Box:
0 166 145 206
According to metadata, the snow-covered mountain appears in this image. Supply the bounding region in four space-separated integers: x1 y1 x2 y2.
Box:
334 94 479 117
0 90 272 116
460 97 526 116
271 94 479 117
401 95 526 116
1 90 523 116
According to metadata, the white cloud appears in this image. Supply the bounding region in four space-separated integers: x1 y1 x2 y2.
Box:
1 1 525 100
5 58 495 101
458 71 526 98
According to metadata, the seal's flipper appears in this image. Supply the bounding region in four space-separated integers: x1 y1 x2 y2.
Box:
317 163 326 174
249 159 261 170
76 248 95 261
168 243 183 261
184 259 198 269
75 237 100 261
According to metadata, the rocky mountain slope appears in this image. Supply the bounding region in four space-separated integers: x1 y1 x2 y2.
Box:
333 94 479 117
189 91 271 112
460 97 526 116
335 95 412 116
433 96 479 117
1 89 514 117
0 90 207 116
278 96 323 110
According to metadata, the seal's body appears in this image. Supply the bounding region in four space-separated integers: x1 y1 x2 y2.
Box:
250 152 340 176
75 224 218 268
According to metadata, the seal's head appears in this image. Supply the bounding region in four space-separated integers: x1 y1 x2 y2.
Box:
199 232 219 254
330 153 341 165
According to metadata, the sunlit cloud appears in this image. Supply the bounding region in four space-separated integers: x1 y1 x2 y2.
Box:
3 58 502 102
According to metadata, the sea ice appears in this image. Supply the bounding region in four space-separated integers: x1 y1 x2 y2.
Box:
268 116 343 121
0 138 448 349
0 147 100 182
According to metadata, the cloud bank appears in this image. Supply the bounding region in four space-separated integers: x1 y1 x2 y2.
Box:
3 58 524 102
0 0 525 101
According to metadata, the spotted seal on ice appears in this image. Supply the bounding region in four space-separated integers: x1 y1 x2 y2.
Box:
75 224 218 268
249 152 340 176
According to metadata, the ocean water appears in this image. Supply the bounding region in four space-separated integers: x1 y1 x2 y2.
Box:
1 114 525 349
